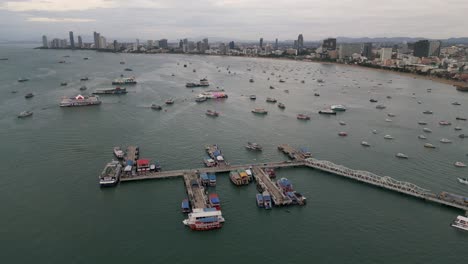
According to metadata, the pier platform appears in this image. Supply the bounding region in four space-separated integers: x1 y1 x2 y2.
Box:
253 167 292 206
278 144 306 160
183 172 208 209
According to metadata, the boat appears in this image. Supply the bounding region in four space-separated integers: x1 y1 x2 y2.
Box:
454 162 466 168
246 142 262 151
331 105 346 111
284 89 289 93
79 86 87 91
375 105 386 109
277 178 294 192
205 110 219 117
99 160 121 187
396 153 408 159
151 104 162 110
237 169 250 185
384 135 393 140
181 199 190 213
264 168 275 178
124 68 133 71
372 130 378 134
17 111 33 118
80 77 89 81
423 110 433 114
361 141 370 147
385 118 392 122
113 147 125 159
439 121 451 126
93 87 127 95
278 103 285 109
112 76 137 85
182 208 225 231
440 138 452 143
24 93 34 99
338 132 348 137
200 172 210 186
83 57 89 60
423 128 432 133
204 157 216 167
186 78 209 87
424 143 436 148
458 178 468 185
451 215 468 231
165 98 174 105
452 102 461 106
229 171 242 185
252 108 268 115
60 82 68 86
249 78 254 83
387 113 395 117
297 114 311 120
256 193 264 208
205 144 225 166
0 58 8 60
18 78 29 82
459 134 467 139
318 109 336 115
262 191 272 209
418 135 427 139
456 117 467 121
195 95 207 102
417 121 427 125
455 127 462 131
209 193 221 210
269 86 275 89
249 95 256 100
266 97 277 103
208 173 216 186
314 93 320 97
279 79 285 83
120 61 125 64
339 121 346 126
60 94 101 107
369 99 378 103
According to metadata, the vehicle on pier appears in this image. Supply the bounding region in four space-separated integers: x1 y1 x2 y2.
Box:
183 208 225 231
256 193 264 208
451 215 468 231
113 146 125 159
262 191 272 209
99 160 121 187
209 193 221 210
181 199 190 213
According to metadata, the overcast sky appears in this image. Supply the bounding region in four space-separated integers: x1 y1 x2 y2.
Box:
0 0 466 42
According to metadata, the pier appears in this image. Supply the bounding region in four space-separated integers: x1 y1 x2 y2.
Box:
183 172 208 209
252 167 292 206
278 144 307 160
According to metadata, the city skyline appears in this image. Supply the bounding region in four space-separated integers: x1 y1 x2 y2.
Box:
1 0 468 41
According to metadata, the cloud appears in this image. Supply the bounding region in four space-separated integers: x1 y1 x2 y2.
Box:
27 17 96 23
0 0 115 12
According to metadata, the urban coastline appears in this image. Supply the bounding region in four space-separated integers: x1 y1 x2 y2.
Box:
37 31 468 88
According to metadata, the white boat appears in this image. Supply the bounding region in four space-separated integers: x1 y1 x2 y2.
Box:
423 128 432 133
99 160 121 187
372 130 378 134
17 111 33 118
457 178 468 184
331 105 346 111
339 121 346 126
113 147 125 159
451 215 468 231
384 135 393 140
454 162 466 168
418 135 427 139
396 153 408 159
385 118 392 122
424 143 436 148
361 141 370 147
182 208 225 231
440 138 452 143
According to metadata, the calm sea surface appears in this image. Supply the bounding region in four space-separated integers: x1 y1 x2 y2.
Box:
1 45 467 263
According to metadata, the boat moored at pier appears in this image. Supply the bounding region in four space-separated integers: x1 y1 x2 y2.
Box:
182 208 225 231
99 160 121 187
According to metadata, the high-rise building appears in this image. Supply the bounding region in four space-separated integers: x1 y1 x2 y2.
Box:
93 31 100 49
229 41 235 50
293 40 298 49
413 40 430 58
77 36 82 48
179 39 183 49
429 40 441 57
203 38 209 50
147 40 154 48
219 43 227 55
159 39 168 49
69 31 75 49
297 34 304 50
361 42 372 58
338 43 361 59
322 38 337 50
380 47 393 61
259 38 263 49
182 38 189 53
274 38 278 50
113 40 118 52
42 35 48 48
99 36 106 49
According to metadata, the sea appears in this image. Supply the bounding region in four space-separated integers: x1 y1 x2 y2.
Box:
0 44 467 263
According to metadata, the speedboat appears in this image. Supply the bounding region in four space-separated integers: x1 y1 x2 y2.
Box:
385 118 392 122
457 178 468 184
151 104 162 110
331 105 346 111
339 121 346 126
387 113 395 117
440 138 452 143
417 121 427 125
278 103 285 109
452 102 461 106
24 93 34 99
113 147 125 159
372 130 378 134
252 108 268 115
424 143 436 148
423 128 432 133
249 95 256 100
376 105 386 109
423 110 433 114
439 121 451 126
451 215 468 231
455 127 462 131
165 98 174 105
370 99 378 103
17 111 33 118
454 162 466 168
396 153 408 159
338 132 348 137
418 135 427 139
297 114 311 120
18 78 30 82
361 141 370 147
384 135 393 140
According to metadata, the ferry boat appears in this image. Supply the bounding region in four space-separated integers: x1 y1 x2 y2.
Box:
209 193 221 210
278 103 285 109
451 215 468 231
151 104 162 110
182 208 225 231
208 173 216 186
112 76 137 85
99 160 122 187
229 171 242 186
331 105 346 111
205 110 219 117
252 108 268 115
181 199 190 213
113 146 125 159
266 97 277 103
256 193 264 207
318 109 336 115
93 87 127 95
246 142 262 151
249 95 256 100
25 93 34 99
263 191 272 209
297 114 310 120
17 111 33 118
60 94 101 107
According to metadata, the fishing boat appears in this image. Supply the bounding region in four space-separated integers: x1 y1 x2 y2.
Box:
113 147 125 159
458 178 468 185
384 135 393 140
252 108 268 115
17 111 33 118
80 77 89 81
60 94 101 107
256 193 264 208
181 199 190 213
331 105 346 111
361 141 370 147
278 103 285 109
112 76 137 85
338 132 348 137
24 93 34 99
396 153 408 159
263 191 272 209
60 82 68 86
452 102 461 106
124 68 133 71
209 193 221 210
454 162 466 168
93 87 127 95
165 98 174 105
18 78 29 82
182 208 225 231
204 157 216 167
266 97 277 103
440 138 452 143
297 114 311 120
451 215 468 231
237 169 250 185
249 95 256 100
369 99 378 103
417 121 427 125
423 128 432 133
318 109 336 115
456 117 467 121
99 160 121 187
205 110 219 117
151 104 162 110
246 142 262 151
423 110 433 114
229 171 242 185
439 121 451 126
418 135 427 139
424 143 436 148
